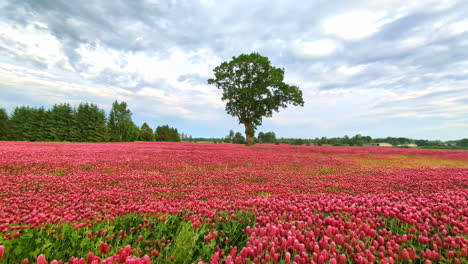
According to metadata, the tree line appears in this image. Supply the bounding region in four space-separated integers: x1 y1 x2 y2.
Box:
303 135 468 147
275 135 468 147
1 101 465 147
207 132 468 147
0 101 182 142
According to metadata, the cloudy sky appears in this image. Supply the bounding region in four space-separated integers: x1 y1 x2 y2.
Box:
1 0 467 140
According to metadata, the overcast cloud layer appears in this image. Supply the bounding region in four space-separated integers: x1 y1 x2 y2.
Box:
1 0 467 140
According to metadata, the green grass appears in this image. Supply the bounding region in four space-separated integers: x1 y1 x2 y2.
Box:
0 212 256 264
256 191 272 196
380 217 414 236
316 167 337 175
52 171 67 177
417 146 468 150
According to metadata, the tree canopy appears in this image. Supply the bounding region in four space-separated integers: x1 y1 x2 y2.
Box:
0 101 183 143
48 103 75 141
72 103 108 142
155 125 181 142
257 131 276 143
224 130 235 143
139 122 154 141
0 108 10 140
233 132 245 144
208 52 304 145
108 101 138 142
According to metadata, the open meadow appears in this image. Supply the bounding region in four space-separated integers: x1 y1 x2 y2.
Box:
0 142 467 263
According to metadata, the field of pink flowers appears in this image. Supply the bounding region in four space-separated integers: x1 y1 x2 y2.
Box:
0 142 467 264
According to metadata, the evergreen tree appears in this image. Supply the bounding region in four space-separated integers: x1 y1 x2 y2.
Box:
154 125 167 141
180 132 187 141
13 106 45 141
139 122 154 141
155 125 181 142
108 101 136 142
32 107 50 141
172 128 181 142
10 106 36 141
47 103 75 141
155 125 170 141
0 108 10 140
126 120 140 142
71 103 108 142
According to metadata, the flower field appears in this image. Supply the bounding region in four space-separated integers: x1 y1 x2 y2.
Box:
0 142 467 264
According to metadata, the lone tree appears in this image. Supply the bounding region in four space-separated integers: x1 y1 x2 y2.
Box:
208 53 304 145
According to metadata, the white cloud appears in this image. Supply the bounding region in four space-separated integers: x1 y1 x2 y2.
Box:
136 87 180 105
1 0 468 139
447 19 468 35
397 112 455 119
0 63 133 103
366 0 460 13
323 10 390 40
336 64 367 76
293 39 338 57
398 37 426 50
76 43 221 89
0 21 72 70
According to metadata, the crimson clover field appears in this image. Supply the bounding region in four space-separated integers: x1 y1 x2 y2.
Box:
0 142 467 264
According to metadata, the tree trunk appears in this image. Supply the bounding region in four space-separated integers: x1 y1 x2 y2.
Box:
244 123 255 146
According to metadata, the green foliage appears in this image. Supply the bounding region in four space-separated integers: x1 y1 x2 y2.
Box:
381 217 413 236
0 212 256 264
256 132 264 143
257 131 276 143
9 106 49 141
292 138 304 145
7 103 109 143
276 138 309 145
208 52 304 145
0 108 10 140
127 121 140 142
233 132 245 144
0 101 178 143
417 146 468 150
47 103 75 141
413 139 443 147
71 103 109 142
272 135 468 149
155 125 180 142
9 106 28 141
108 101 138 142
179 132 194 142
139 122 154 141
225 130 235 143
458 138 468 147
